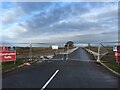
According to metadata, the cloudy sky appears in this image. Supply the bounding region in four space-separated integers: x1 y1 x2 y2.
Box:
1 2 118 44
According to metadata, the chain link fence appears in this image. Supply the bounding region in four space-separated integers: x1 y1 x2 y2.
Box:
99 42 118 62
1 43 67 72
84 42 120 74
1 43 66 62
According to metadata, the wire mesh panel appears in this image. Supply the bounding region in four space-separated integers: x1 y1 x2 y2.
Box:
100 42 117 62
31 44 54 60
1 43 68 62
16 46 30 61
28 43 66 61
83 42 120 74
83 43 99 60
99 42 120 62
84 42 119 61
99 42 120 74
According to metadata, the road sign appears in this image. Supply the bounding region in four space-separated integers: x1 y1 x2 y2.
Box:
116 45 120 62
0 46 16 62
114 52 118 57
0 51 16 62
0 46 8 51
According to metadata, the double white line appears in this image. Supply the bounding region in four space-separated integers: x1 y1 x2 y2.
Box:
41 70 59 90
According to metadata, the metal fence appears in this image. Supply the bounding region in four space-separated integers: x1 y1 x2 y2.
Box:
2 42 120 62
99 42 119 62
84 42 119 61
84 41 120 74
1 43 67 63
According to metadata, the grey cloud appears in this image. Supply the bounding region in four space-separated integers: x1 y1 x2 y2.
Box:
27 11 61 28
17 2 53 13
2 7 24 24
45 34 117 44
54 20 101 30
24 2 90 29
63 33 117 43
2 2 118 44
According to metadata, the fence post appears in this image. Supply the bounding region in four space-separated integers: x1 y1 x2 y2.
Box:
14 61 16 64
97 44 101 62
29 43 32 61
66 45 68 60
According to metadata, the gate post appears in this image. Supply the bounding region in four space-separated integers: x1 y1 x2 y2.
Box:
97 44 101 62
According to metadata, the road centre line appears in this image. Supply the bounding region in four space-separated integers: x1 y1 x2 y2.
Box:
41 70 59 90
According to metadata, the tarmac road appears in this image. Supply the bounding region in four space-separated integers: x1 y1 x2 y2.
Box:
2 47 119 89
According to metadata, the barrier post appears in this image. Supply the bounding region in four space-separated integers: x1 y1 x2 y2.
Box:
97 45 101 62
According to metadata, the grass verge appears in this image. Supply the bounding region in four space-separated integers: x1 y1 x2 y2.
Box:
2 60 24 73
103 61 120 74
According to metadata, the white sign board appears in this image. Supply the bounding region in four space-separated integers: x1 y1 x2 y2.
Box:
52 45 58 50
113 46 117 51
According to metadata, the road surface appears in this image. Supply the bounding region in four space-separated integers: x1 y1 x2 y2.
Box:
2 47 119 89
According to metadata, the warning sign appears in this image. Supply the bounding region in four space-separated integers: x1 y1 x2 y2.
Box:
0 46 16 62
116 45 120 62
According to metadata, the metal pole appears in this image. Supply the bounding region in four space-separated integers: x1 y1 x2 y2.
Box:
97 45 100 62
31 43 32 61
14 61 16 64
29 43 32 61
66 45 69 61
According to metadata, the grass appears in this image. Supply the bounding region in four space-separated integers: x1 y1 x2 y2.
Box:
2 60 24 72
104 61 120 73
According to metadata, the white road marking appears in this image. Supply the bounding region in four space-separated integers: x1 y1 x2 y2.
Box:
69 59 92 62
41 70 59 90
